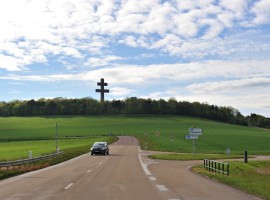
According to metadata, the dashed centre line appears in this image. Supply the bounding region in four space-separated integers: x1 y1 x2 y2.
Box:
64 183 74 190
87 170 92 173
156 184 169 192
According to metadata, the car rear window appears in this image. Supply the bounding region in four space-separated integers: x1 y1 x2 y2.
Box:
93 143 105 147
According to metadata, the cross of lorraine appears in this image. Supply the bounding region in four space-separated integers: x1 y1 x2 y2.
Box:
95 78 109 102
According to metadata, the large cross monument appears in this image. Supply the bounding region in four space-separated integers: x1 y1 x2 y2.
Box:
95 78 109 102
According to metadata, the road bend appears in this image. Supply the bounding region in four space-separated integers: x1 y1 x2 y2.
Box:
0 136 162 200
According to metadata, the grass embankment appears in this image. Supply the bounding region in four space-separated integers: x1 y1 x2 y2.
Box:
193 160 270 200
0 136 117 180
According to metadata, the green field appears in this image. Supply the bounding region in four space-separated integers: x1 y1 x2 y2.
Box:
0 115 270 161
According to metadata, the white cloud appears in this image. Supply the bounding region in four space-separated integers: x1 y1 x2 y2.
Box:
1 59 270 84
119 36 138 47
219 0 247 17
110 87 134 96
86 55 122 67
119 35 149 48
251 0 270 25
0 55 25 71
1 0 270 72
186 78 270 94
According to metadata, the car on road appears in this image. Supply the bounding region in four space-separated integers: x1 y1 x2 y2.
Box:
90 142 109 155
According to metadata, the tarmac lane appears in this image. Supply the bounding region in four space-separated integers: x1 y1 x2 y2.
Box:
53 141 163 200
0 136 163 200
140 153 264 200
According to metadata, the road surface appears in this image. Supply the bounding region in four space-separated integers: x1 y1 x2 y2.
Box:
0 136 263 200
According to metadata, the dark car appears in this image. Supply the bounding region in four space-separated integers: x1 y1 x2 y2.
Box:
90 142 109 155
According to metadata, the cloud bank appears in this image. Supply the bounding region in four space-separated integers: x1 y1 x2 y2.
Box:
0 0 270 117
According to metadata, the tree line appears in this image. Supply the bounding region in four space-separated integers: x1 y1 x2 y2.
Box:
0 97 269 128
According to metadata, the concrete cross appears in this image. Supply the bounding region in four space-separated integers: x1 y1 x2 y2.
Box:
95 78 109 102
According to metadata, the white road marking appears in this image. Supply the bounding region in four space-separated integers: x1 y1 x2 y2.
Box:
105 157 109 159
64 183 74 190
140 153 151 156
156 185 169 192
186 165 193 170
138 153 152 176
149 176 157 181
99 162 102 165
87 170 92 173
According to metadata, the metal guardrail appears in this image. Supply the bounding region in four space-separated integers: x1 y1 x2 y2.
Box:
0 151 64 170
204 159 229 175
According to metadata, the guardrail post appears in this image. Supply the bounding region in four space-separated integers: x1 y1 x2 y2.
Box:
227 163 229 176
244 150 248 163
222 163 224 175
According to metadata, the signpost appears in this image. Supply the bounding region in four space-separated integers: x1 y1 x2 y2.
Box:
185 127 203 156
170 133 174 142
226 148 231 155
56 122 59 152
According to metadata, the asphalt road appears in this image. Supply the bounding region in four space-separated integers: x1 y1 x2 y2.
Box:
0 136 263 200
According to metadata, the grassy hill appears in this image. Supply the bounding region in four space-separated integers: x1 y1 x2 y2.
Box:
0 115 269 157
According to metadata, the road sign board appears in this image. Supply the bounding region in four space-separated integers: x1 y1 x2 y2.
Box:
226 148 231 155
189 132 203 136
155 131 160 136
189 127 203 133
189 128 203 136
185 134 198 140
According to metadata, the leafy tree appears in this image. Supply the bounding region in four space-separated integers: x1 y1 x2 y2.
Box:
0 97 269 128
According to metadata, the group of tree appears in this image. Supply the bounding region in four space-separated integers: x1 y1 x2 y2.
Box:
0 97 269 128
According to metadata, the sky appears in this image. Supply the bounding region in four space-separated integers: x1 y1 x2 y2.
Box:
0 0 270 117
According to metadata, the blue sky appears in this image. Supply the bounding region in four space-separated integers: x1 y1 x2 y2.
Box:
1 0 270 117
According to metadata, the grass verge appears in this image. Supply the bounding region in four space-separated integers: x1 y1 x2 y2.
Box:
149 153 244 161
0 137 115 161
192 160 270 200
0 136 118 180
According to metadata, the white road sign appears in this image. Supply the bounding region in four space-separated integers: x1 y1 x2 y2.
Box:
185 134 198 140
189 128 203 133
189 128 203 135
189 132 203 136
